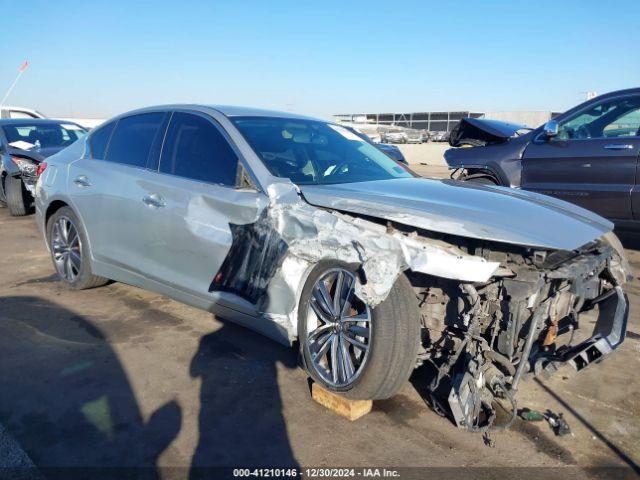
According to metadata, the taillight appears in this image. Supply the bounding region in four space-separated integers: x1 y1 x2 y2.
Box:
36 161 48 178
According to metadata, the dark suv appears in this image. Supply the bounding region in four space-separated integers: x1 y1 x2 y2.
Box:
445 88 640 228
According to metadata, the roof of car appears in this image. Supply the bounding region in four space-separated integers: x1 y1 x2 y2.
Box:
0 118 84 127
207 104 322 121
595 87 640 99
110 104 325 123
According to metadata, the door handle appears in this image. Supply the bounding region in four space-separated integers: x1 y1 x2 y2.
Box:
604 144 634 150
142 193 166 208
73 175 92 188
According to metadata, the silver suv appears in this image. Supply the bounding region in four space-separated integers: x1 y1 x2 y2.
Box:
35 105 630 430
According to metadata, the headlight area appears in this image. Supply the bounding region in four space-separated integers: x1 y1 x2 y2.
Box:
10 156 39 181
10 156 41 195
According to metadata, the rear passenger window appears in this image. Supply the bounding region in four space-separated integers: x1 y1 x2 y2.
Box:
106 113 166 168
159 112 238 186
89 121 116 159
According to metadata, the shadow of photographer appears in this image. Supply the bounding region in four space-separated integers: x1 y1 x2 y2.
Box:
189 321 299 478
0 295 181 479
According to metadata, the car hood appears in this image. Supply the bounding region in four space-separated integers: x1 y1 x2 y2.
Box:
298 178 613 251
449 117 529 147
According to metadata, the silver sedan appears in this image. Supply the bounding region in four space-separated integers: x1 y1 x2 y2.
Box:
35 105 630 431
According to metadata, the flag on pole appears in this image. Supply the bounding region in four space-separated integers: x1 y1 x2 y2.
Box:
1 60 30 106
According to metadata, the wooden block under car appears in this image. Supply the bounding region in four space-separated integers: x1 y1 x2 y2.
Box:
311 382 372 421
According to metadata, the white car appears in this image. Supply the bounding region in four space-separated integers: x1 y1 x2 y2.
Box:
1 106 103 130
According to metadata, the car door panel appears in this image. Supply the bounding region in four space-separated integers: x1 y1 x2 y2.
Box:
68 159 158 268
134 172 268 309
521 138 639 221
69 113 168 267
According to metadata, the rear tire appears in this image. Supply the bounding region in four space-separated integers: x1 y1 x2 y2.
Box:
6 176 28 216
46 206 109 290
299 261 420 400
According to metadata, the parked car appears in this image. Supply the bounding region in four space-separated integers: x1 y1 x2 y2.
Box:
0 119 87 215
404 129 424 144
431 131 449 142
381 129 408 144
375 143 406 163
445 88 640 228
36 105 630 431
0 106 104 130
345 126 407 164
0 106 46 120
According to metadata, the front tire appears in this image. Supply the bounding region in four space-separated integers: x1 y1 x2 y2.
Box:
6 176 28 216
46 206 108 290
299 261 420 400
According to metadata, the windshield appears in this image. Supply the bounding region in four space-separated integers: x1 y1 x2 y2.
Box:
2 123 87 150
232 117 415 185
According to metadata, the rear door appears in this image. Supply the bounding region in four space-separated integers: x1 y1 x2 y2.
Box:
521 94 640 222
68 112 169 269
132 111 266 309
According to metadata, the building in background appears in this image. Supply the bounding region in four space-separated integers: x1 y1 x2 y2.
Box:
334 110 561 132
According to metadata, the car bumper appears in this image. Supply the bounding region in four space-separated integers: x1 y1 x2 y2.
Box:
539 286 628 374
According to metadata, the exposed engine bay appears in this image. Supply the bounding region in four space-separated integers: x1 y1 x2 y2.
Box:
407 230 629 432
205 182 629 433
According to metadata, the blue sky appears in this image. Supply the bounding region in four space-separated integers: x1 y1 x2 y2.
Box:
1 0 638 119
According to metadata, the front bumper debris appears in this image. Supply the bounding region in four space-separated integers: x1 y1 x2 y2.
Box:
541 286 628 372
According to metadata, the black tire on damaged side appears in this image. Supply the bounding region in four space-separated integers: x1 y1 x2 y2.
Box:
5 175 29 216
46 206 109 290
298 260 421 400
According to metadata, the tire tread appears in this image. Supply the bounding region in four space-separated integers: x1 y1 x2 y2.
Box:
6 176 28 216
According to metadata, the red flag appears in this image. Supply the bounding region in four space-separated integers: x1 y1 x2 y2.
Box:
18 60 29 73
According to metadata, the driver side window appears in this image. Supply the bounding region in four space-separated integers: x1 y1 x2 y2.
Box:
558 95 640 140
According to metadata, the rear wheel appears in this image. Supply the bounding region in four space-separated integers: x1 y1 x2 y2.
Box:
299 261 420 400
47 206 108 290
6 176 28 216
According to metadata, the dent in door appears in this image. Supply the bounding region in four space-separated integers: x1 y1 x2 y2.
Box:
209 209 288 305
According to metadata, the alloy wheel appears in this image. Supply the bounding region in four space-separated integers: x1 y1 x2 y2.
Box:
305 268 371 388
51 216 82 282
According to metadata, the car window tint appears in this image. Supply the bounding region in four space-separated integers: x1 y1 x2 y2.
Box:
232 117 413 185
159 112 238 186
603 107 640 138
558 95 640 140
89 121 116 159
106 113 166 168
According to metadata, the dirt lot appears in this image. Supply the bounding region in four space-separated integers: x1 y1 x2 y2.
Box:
0 169 639 479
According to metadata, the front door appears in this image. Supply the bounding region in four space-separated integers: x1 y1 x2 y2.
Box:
521 94 640 222
136 111 267 307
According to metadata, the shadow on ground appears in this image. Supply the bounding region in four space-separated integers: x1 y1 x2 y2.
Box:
0 296 181 479
189 322 299 478
0 296 299 479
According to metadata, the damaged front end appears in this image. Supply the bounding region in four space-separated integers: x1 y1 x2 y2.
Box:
208 182 629 433
412 230 630 432
9 157 39 195
448 117 531 148
5 147 46 196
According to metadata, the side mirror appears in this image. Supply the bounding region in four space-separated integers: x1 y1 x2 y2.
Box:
543 120 559 138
